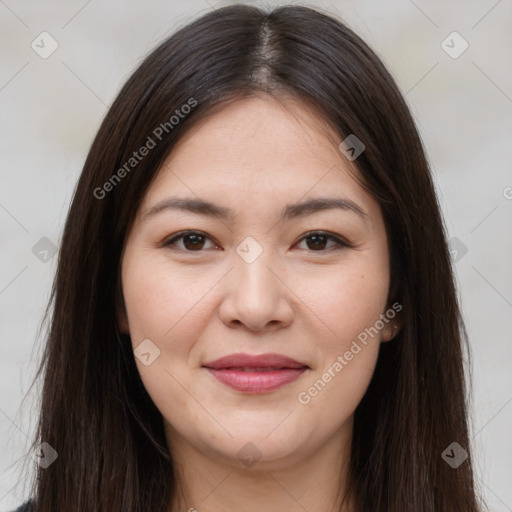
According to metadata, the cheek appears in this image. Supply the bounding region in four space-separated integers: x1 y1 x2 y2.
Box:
293 260 388 418
296 286 383 430
298 260 389 346
297 343 380 436
122 252 216 344
121 255 214 417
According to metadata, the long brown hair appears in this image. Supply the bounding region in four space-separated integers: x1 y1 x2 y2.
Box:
21 4 482 511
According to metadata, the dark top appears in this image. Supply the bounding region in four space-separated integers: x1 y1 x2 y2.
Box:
11 501 33 512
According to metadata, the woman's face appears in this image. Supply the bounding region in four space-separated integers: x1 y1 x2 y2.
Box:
120 95 397 470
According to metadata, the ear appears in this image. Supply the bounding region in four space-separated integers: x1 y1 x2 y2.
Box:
380 303 403 343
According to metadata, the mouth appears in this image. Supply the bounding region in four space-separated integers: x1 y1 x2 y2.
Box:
215 366 298 372
202 353 309 393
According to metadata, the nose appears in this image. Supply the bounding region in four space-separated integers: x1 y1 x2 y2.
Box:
218 246 294 332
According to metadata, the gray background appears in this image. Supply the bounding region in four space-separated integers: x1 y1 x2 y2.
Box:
1 0 511 510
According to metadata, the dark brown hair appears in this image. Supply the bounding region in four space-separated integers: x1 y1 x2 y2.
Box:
20 4 481 511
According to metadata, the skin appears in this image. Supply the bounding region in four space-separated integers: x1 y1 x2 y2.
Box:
119 94 401 512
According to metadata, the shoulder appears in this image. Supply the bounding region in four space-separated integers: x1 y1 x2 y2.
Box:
10 501 34 512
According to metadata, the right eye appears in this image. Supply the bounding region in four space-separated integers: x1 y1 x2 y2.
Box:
162 230 220 252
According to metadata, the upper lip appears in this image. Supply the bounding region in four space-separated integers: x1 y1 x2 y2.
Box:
203 352 308 370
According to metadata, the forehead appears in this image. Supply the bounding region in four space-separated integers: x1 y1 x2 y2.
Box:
139 95 379 228
164 94 344 172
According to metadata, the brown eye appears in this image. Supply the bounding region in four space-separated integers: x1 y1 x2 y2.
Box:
182 233 206 250
296 232 349 252
163 231 217 251
306 234 328 250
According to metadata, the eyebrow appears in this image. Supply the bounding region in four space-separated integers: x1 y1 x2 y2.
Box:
141 196 369 224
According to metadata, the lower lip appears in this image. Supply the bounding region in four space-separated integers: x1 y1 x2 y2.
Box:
205 367 307 392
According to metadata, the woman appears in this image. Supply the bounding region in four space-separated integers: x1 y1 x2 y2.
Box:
14 4 482 511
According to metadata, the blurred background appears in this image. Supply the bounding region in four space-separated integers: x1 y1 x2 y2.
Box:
0 0 511 510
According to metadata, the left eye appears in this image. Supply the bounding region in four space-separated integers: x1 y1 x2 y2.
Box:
295 232 349 251
162 231 349 252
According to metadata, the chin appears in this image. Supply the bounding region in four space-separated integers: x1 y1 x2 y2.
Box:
199 427 309 469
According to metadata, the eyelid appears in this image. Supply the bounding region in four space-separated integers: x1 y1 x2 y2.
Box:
295 230 351 248
162 230 220 251
162 230 351 252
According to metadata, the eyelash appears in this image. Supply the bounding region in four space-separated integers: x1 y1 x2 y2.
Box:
162 230 351 253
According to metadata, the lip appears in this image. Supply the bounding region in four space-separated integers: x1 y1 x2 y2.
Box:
203 352 307 370
203 353 309 393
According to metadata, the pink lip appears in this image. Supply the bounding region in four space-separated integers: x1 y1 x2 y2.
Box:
203 352 309 393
